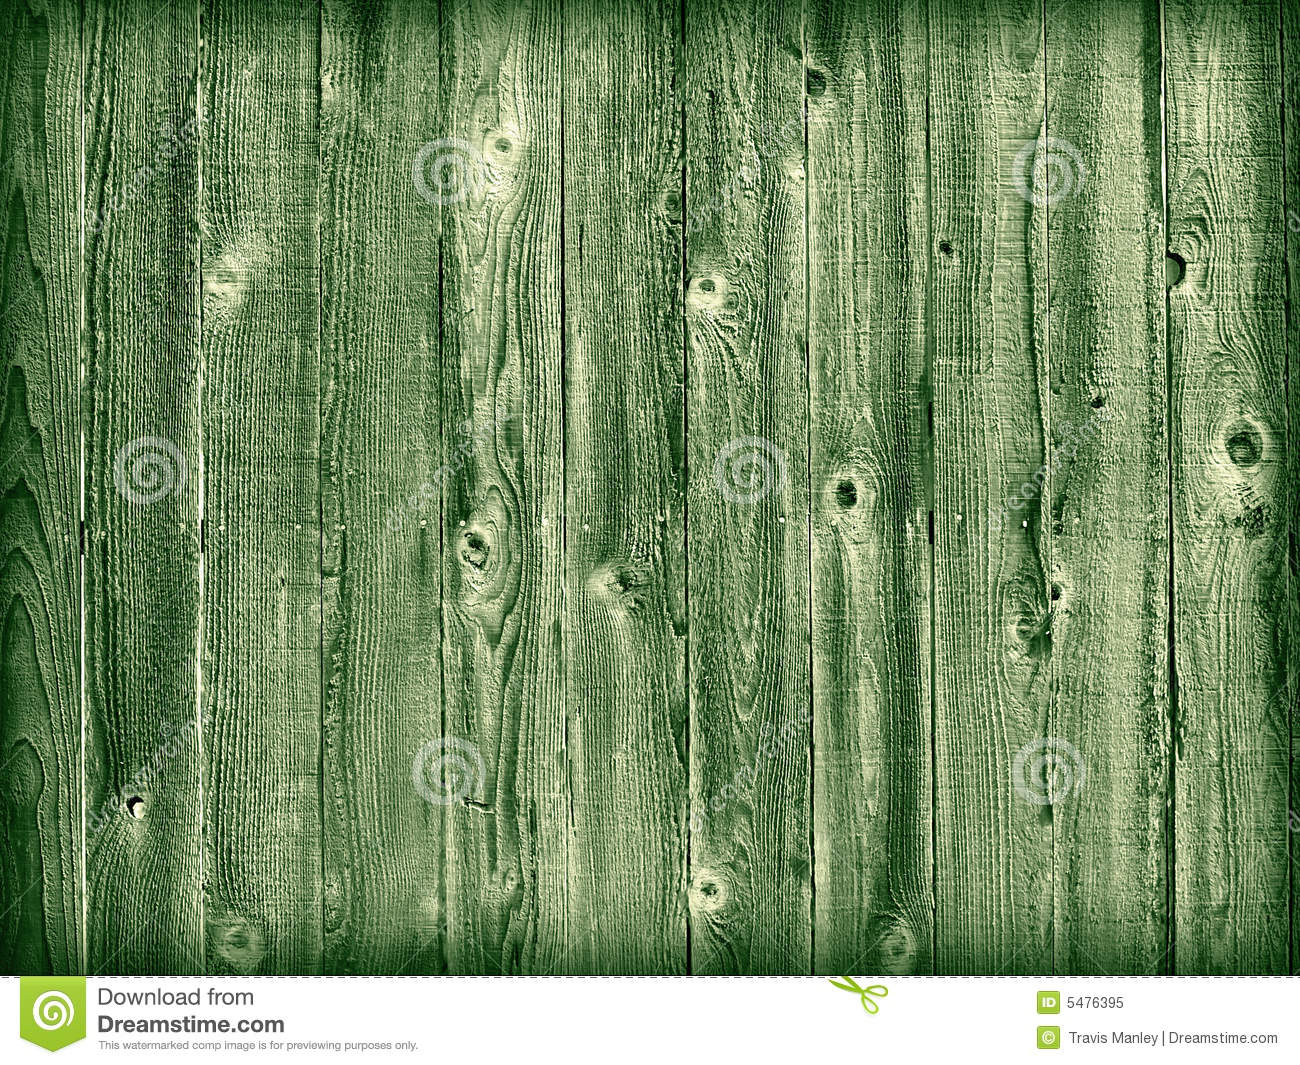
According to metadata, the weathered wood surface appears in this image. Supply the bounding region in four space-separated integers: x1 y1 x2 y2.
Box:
84 0 203 974
563 0 688 974
1283 0 1300 980
2 0 1296 976
1045 0 1169 975
0 0 81 976
805 0 932 976
1165 0 1290 975
319 0 444 975
685 0 811 975
439 0 567 974
929 0 1054 975
200 0 323 974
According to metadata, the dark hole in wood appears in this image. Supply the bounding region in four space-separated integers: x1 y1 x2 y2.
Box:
938 239 954 256
1165 251 1185 287
462 532 490 568
698 278 715 293
1226 424 1262 468
806 69 826 97
835 480 857 508
126 796 146 819
495 138 511 154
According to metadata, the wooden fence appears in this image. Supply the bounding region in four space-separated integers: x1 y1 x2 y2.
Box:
0 0 1295 975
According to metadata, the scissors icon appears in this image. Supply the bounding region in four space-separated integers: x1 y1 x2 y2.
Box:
828 976 888 1013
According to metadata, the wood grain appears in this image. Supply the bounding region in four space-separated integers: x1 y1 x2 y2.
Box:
928 0 1053 974
684 0 811 975
2 0 1298 978
1045 0 1170 975
439 0 567 974
83 0 203 975
805 0 933 976
1281 0 1300 979
0 0 82 976
319 0 444 975
201 0 322 975
1166 0 1290 975
562 0 688 974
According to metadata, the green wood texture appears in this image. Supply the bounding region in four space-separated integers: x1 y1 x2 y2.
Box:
685 0 811 974
2 0 1297 977
0 0 81 976
805 0 932 975
929 0 1053 974
1046 0 1169 975
84 0 203 974
1165 0 1290 975
439 0 567 974
1284 0 1300 981
200 0 322 974
563 0 688 974
319 0 444 974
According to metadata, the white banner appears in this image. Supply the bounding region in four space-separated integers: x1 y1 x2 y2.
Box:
7 975 1295 1063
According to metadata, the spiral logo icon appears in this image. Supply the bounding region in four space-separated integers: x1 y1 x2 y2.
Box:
413 735 484 805
32 991 75 1031
113 436 188 504
1012 136 1086 207
413 138 485 205
1013 737 1086 805
713 436 788 504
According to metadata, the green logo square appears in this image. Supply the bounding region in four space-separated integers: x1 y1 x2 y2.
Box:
1037 990 1060 1014
1037 1025 1061 1050
20 977 86 1051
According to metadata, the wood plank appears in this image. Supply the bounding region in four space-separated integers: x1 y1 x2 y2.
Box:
1166 0 1290 974
1281 0 1300 978
562 0 688 974
201 0 322 975
929 0 1053 974
83 0 203 975
684 0 811 974
439 0 567 974
1045 0 1170 974
319 0 444 975
0 0 81 976
804 0 932 976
